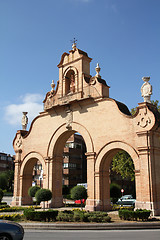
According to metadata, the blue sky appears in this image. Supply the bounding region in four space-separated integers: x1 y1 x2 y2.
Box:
0 0 160 155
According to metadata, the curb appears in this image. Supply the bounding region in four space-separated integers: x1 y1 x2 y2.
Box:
21 222 160 230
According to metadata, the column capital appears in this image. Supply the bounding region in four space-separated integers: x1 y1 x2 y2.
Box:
85 152 96 158
14 160 21 164
15 149 22 154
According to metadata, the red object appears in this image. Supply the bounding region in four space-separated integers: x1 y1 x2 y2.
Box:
75 199 85 204
121 189 124 193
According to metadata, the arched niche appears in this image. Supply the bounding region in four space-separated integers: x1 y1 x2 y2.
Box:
63 67 79 95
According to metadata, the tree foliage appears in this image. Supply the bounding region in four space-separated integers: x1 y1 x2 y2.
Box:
0 170 14 192
111 151 135 181
35 188 52 204
71 185 87 201
151 100 160 112
110 183 121 198
28 185 41 198
0 188 3 203
131 100 160 115
0 173 8 190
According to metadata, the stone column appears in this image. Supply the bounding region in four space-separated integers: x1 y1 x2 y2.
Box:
95 170 111 211
135 130 158 215
85 152 96 211
94 171 102 210
44 157 50 189
11 150 22 206
135 144 153 211
19 174 32 205
50 156 63 208
101 169 111 211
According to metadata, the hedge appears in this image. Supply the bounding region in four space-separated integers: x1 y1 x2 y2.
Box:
56 210 111 223
118 209 151 221
24 208 58 222
0 206 40 212
23 208 112 223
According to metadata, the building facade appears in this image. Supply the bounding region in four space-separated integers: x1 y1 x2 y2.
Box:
63 134 87 187
0 152 14 172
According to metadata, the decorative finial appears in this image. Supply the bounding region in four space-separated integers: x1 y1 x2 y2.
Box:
71 38 77 50
22 112 28 130
51 80 55 92
95 63 101 78
141 76 152 103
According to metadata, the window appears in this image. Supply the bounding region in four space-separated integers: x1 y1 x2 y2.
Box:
0 155 7 161
63 163 69 169
63 163 77 169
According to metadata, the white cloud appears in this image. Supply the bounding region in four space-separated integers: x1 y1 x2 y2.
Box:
4 93 44 126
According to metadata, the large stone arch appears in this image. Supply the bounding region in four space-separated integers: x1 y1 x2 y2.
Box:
47 122 94 158
46 122 94 207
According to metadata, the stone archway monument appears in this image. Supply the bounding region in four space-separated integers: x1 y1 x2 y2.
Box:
12 43 160 215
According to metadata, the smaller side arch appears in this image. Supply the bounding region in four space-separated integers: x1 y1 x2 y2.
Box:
95 141 140 173
20 152 46 176
18 152 46 205
93 141 140 211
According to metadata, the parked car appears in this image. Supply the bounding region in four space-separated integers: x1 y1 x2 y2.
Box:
0 220 24 240
116 195 136 207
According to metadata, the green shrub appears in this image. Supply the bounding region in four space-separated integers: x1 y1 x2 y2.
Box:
23 208 35 220
84 211 111 223
35 188 52 204
71 185 87 202
24 208 58 222
118 209 151 221
73 211 86 222
56 211 74 222
0 204 9 210
28 186 41 198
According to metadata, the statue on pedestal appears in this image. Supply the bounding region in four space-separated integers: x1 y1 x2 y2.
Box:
22 112 28 130
141 77 152 103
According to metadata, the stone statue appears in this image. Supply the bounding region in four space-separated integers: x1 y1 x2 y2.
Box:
70 74 75 93
22 112 28 130
141 77 152 103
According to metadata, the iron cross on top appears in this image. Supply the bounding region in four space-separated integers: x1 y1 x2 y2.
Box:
71 38 77 49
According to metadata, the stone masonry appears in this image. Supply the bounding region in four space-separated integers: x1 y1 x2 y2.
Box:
12 44 160 215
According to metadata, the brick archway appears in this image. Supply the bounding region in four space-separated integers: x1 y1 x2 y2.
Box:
92 141 139 211
12 46 160 215
12 152 46 206
45 122 94 207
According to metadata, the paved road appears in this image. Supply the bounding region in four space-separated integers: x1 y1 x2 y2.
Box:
2 196 12 205
24 229 160 240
